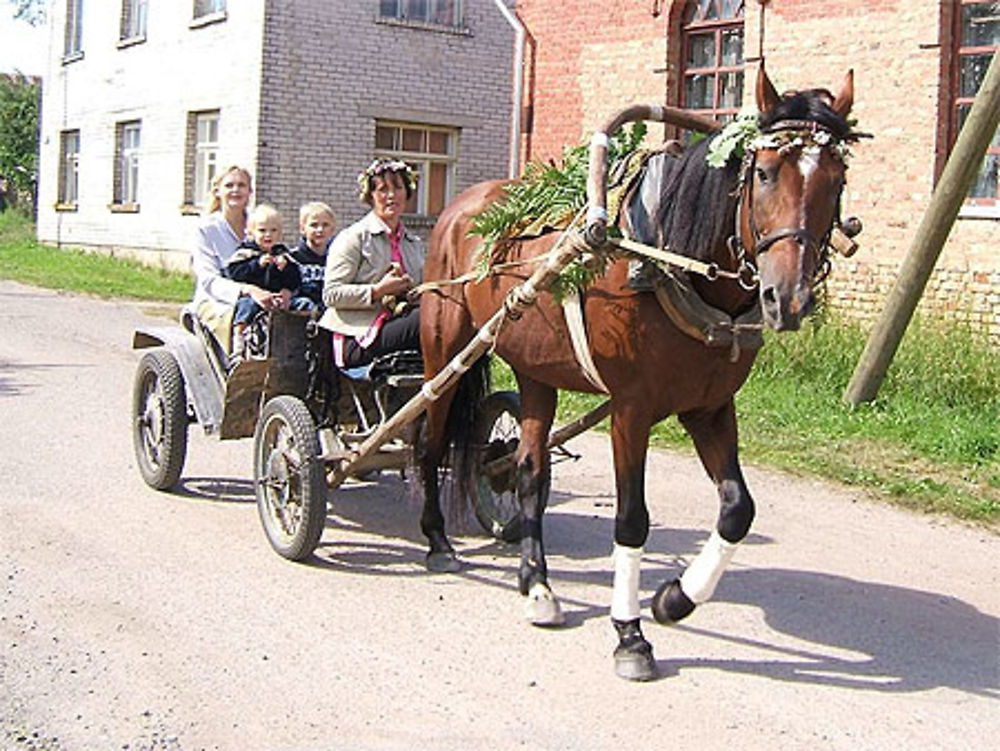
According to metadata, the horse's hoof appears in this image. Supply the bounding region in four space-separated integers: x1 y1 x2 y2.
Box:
612 619 658 681
614 645 658 682
426 550 461 574
525 582 565 626
651 578 696 624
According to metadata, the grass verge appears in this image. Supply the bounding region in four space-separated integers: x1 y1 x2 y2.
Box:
0 211 192 303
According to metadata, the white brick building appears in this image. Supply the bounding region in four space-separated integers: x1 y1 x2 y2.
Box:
37 1 519 270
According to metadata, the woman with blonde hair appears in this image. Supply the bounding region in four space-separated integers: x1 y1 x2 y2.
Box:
191 165 291 353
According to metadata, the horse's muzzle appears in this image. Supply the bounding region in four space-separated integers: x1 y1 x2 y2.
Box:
757 251 815 332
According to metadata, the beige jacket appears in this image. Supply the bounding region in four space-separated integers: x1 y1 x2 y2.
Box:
319 211 425 336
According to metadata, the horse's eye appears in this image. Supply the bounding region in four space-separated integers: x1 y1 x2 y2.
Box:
755 166 769 184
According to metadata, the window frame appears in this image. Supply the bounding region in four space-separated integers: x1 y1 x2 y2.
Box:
373 121 458 218
58 129 80 209
113 120 141 209
377 0 464 28
193 0 226 19
951 0 999 212
120 0 148 42
679 0 746 124
185 110 220 212
63 0 84 60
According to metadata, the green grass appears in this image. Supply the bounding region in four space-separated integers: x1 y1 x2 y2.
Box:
0 211 192 302
3 211 997 527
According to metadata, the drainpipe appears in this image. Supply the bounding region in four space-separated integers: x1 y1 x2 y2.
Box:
492 0 525 178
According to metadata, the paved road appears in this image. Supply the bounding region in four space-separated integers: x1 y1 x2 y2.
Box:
1 280 998 750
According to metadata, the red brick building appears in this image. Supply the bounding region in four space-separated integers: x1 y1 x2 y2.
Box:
514 0 1000 342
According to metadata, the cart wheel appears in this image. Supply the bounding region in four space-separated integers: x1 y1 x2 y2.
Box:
132 349 188 490
254 395 327 561
470 390 523 542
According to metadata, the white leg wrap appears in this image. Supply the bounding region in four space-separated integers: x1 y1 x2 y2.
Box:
680 531 738 605
611 544 643 621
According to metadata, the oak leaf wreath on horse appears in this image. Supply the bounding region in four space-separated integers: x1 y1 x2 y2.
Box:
416 65 865 681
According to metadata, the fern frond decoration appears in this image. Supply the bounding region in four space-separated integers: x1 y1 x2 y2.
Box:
470 122 647 276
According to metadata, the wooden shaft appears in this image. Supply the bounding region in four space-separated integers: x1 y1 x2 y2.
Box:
482 399 613 477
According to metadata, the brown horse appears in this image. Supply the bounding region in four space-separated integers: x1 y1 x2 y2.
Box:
417 66 858 681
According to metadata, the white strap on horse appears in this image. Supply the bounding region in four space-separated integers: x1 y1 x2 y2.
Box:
561 288 609 394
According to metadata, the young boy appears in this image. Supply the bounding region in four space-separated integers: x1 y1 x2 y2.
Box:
290 201 336 310
225 203 302 359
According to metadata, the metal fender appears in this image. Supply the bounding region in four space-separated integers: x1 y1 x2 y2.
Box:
132 325 225 435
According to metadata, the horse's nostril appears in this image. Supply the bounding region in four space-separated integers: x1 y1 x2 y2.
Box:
762 287 778 306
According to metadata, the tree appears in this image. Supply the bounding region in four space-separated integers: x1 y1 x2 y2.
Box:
7 0 45 25
0 74 40 214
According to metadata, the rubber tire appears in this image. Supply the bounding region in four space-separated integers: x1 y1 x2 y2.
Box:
132 349 188 490
470 390 523 542
254 395 327 561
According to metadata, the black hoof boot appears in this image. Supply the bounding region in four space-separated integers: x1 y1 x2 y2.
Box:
425 533 460 573
612 618 658 682
651 579 696 624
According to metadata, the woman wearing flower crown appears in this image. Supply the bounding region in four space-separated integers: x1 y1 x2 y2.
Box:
320 159 425 368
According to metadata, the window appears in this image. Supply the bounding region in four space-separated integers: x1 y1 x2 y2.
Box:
58 130 80 206
374 122 457 216
378 0 462 26
952 0 999 205
64 0 84 58
680 0 745 123
114 121 141 207
186 110 219 208
193 0 225 19
120 0 147 40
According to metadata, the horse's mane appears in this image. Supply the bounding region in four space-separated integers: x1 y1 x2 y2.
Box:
759 87 852 140
653 137 740 263
652 88 852 263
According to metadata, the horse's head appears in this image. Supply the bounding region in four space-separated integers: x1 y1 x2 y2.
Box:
740 66 855 331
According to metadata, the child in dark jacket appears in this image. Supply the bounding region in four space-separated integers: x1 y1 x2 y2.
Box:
225 204 308 359
289 201 336 310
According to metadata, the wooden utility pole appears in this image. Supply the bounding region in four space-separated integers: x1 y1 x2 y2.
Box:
843 50 1000 406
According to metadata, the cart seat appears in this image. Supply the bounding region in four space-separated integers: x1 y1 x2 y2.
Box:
340 350 424 388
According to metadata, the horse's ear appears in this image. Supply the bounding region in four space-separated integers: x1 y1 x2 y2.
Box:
756 64 781 113
832 69 854 118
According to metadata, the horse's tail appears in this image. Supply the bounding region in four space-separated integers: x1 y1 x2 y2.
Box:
441 353 491 524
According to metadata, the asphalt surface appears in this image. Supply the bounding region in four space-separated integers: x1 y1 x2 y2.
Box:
1 280 998 750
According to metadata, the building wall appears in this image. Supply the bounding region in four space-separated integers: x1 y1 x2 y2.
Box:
514 0 1000 342
257 0 517 236
516 0 666 162
36 1 517 269
36 1 266 270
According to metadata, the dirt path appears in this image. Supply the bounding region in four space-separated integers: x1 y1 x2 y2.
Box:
1 280 997 750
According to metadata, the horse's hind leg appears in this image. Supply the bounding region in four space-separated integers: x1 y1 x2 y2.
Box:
513 374 564 626
418 390 461 573
652 399 755 624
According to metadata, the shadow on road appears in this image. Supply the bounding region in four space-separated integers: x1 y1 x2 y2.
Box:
175 475 256 505
666 567 1000 698
286 472 1000 698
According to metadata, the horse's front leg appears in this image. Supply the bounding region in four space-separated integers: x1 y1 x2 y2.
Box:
609 403 657 681
652 399 755 624
514 375 563 626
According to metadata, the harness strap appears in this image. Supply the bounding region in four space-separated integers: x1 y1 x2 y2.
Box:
561 288 609 393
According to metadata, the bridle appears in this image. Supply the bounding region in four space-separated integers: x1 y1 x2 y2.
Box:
731 119 850 291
